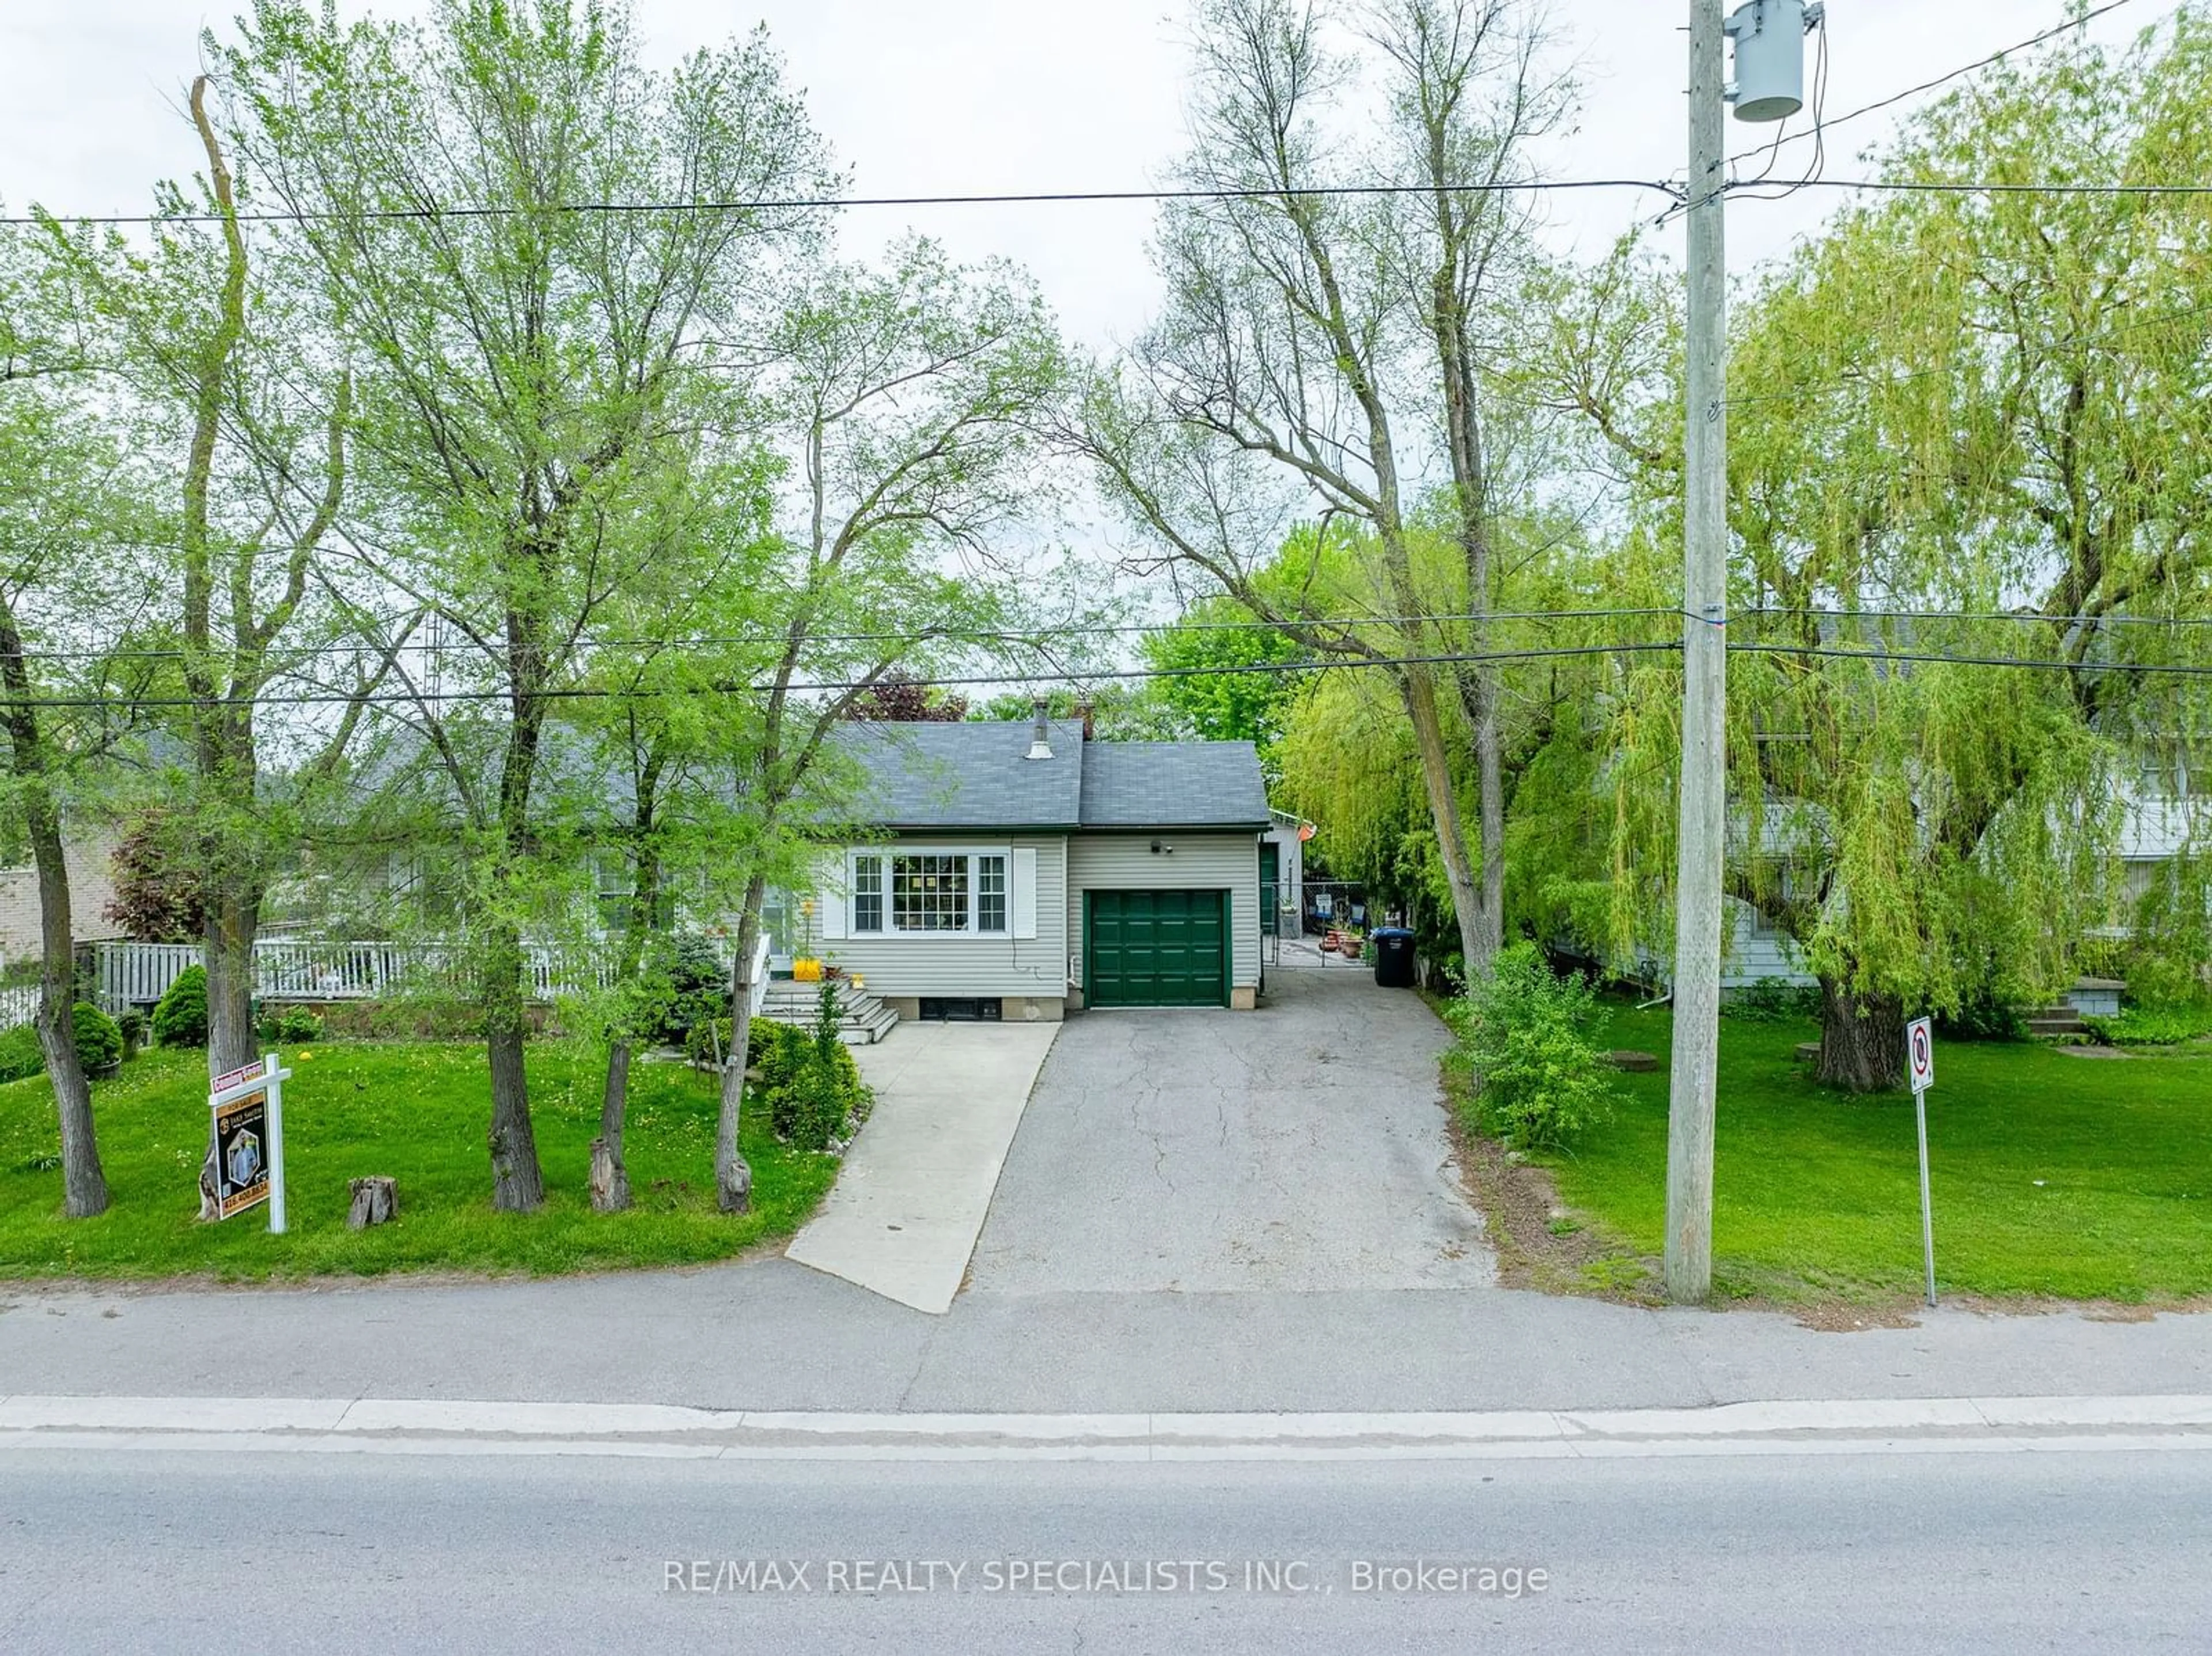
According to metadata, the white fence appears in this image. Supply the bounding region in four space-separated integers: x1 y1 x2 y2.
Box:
87 935 768 1016
0 983 37 1032
90 938 613 1013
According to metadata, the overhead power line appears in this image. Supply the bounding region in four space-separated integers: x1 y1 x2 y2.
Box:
1725 0 2142 169
0 177 1681 230
0 607 1685 663
0 639 1688 709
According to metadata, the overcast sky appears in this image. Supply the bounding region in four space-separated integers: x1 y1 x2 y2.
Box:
0 1 2167 352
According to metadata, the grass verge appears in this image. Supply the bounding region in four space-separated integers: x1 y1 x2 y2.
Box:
1437 997 2212 1312
0 1040 839 1281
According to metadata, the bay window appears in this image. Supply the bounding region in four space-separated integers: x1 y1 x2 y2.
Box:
849 850 1010 935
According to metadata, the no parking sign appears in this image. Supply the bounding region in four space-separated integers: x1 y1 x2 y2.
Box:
1906 1017 1936 1306
1907 1017 1935 1093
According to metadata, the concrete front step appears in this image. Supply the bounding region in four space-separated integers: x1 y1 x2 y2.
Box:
759 987 899 1046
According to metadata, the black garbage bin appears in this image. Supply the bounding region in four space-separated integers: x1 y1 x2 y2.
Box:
1372 926 1416 988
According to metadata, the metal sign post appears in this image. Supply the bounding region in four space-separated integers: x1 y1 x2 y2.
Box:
208 1052 292 1233
1906 1017 1937 1307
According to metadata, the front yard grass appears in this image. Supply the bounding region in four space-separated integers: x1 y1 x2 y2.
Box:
0 1040 838 1281
1472 1004 2212 1308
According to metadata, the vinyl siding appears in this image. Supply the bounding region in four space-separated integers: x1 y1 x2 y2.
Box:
1723 898 1815 990
817 835 1069 1000
1066 832 1261 991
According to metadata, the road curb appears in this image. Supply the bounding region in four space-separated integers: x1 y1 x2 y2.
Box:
2 1393 2210 1461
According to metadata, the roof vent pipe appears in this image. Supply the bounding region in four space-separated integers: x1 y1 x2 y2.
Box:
1027 697 1053 760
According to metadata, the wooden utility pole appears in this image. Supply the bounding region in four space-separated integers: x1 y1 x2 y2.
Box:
1665 0 1730 1305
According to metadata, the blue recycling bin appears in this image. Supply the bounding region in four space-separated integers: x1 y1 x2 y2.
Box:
1371 927 1416 988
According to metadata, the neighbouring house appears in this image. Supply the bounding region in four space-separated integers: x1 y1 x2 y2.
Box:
787 706 1272 1021
0 823 126 975
1260 809 1310 940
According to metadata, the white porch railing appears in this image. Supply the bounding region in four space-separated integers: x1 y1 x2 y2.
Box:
89 938 618 1012
0 983 39 1032
93 942 201 1011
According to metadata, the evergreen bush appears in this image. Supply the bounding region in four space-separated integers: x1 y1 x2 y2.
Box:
152 965 210 1047
71 1002 123 1073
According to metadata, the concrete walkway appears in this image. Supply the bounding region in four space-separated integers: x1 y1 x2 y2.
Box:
783 1020 1060 1314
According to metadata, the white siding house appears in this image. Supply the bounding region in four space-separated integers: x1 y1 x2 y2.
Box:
796 711 1271 1022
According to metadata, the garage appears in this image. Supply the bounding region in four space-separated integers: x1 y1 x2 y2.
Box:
1084 889 1228 1008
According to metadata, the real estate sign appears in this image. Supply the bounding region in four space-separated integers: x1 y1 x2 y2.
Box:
207 1056 291 1231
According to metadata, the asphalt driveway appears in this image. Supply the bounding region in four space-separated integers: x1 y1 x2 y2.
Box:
966 964 1495 1294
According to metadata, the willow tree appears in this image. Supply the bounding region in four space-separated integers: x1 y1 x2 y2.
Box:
215 0 835 1208
1558 10 2212 1087
1074 0 1572 980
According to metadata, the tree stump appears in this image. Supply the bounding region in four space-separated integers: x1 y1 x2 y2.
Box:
588 1138 630 1214
1606 1049 1660 1073
346 1176 398 1229
1795 1042 1821 1064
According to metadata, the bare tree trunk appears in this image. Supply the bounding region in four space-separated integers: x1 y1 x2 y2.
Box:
715 876 766 1215
590 1040 632 1213
484 920 544 1211
1400 669 1487 980
592 759 663 1215
1474 673 1506 974
203 887 259 1076
0 613 107 1218
1817 975 1907 1093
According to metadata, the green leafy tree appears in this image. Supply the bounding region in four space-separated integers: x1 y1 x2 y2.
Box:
215 0 836 1209
0 218 154 1216
1073 0 1574 981
1140 597 1304 775
1548 13 2212 1087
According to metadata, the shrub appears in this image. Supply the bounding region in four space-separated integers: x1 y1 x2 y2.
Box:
276 1007 324 1043
1934 985 2029 1043
649 933 729 1045
1453 942 1620 1153
71 1002 123 1073
0 1021 45 1083
2082 1003 2212 1048
1724 977 1822 1023
152 965 210 1047
775 1040 867 1151
117 1009 149 1056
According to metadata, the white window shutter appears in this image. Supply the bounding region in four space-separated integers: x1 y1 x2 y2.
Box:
819 856 847 942
1012 846 1038 939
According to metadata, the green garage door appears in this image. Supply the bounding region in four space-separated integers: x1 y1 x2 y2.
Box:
1086 889 1229 1008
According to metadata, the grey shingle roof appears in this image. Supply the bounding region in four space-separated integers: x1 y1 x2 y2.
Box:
832 721 1086 829
828 722 1269 832
1078 740 1270 831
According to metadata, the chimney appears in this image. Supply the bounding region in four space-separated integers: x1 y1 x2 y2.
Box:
1075 699 1094 741
1025 696 1053 760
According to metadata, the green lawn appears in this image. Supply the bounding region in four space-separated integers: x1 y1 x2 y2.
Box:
0 1040 839 1280
1538 1006 2212 1305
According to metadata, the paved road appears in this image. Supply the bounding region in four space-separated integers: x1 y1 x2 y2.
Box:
969 967 1491 1293
5 1442 2207 1653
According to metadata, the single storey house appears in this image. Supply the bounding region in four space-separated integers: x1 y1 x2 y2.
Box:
796 708 1271 1022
